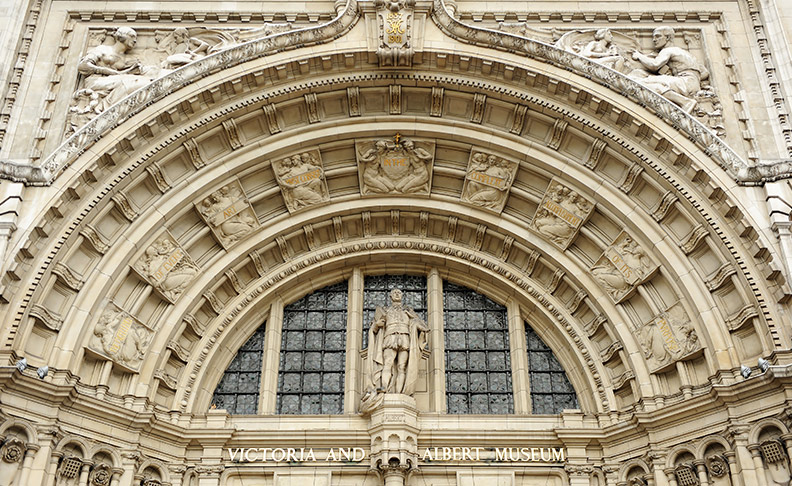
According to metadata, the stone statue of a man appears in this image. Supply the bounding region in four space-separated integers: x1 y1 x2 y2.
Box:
361 289 428 412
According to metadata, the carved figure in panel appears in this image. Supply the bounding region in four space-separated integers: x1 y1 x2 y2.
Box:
356 135 435 196
498 22 556 44
88 303 153 371
71 28 159 132
461 151 519 212
361 289 429 413
196 179 259 248
375 0 415 66
705 455 732 486
272 150 330 212
555 28 639 74
133 232 200 303
530 179 594 250
629 27 710 113
637 303 701 372
0 438 25 486
591 232 658 302
155 28 212 69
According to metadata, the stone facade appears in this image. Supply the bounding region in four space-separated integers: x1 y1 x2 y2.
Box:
1 0 792 485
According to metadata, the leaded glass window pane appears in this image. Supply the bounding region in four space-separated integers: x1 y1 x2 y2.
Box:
363 275 427 348
443 282 513 414
277 282 348 414
525 323 578 414
211 323 266 414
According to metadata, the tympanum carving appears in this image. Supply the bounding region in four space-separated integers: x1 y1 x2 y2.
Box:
356 136 435 196
531 180 594 250
272 150 330 212
460 150 519 212
133 232 199 303
88 303 153 371
591 231 658 302
196 179 259 249
360 288 429 413
637 303 700 372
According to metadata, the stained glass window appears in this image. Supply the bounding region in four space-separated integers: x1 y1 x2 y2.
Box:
362 275 427 348
211 323 266 414
444 282 513 414
277 282 348 414
525 323 578 414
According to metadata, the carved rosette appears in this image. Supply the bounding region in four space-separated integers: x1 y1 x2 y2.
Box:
272 150 330 213
87 302 153 372
195 179 260 249
637 303 701 372
375 0 415 66
356 136 435 196
133 232 199 303
460 150 519 213
0 438 25 463
530 179 594 250
89 464 113 486
591 231 659 302
705 455 728 478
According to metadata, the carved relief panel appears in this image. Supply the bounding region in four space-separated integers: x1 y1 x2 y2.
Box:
374 0 415 66
195 179 260 249
356 136 435 196
132 232 200 303
591 231 658 302
531 179 594 250
637 303 701 372
272 150 330 212
460 150 519 213
87 303 153 372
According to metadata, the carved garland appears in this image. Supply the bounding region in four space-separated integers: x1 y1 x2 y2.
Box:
178 237 611 413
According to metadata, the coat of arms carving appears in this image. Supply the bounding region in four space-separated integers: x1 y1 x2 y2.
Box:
356 135 435 196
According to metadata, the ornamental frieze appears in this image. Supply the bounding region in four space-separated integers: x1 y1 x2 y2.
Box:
460 150 519 213
591 231 658 303
87 303 153 371
530 179 594 250
272 150 330 212
132 232 200 303
356 135 435 196
637 302 700 372
196 179 260 249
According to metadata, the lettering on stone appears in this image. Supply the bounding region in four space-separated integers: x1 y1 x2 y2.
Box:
133 232 199 303
88 302 153 371
272 150 330 212
196 179 259 249
461 150 519 212
637 303 700 372
591 231 658 302
356 135 435 196
531 179 594 250
374 0 415 66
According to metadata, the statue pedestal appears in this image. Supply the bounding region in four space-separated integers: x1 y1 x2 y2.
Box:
367 394 420 485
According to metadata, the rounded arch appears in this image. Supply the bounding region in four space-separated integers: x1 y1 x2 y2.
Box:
751 418 790 443
0 419 37 444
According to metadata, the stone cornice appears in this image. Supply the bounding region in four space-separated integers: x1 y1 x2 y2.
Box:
429 0 792 185
0 0 360 186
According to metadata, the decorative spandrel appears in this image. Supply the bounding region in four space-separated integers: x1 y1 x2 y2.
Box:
356 135 435 196
460 150 519 213
195 179 259 249
638 303 701 372
87 303 153 371
591 231 659 303
530 179 594 250
360 288 429 414
132 232 199 303
272 150 330 212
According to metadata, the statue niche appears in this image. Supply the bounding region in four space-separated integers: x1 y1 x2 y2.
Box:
360 289 429 414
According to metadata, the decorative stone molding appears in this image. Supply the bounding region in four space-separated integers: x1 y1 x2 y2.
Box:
0 0 360 185
460 149 519 213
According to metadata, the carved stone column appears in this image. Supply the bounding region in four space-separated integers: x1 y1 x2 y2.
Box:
663 468 678 486
110 467 124 486
167 465 186 486
747 445 769 486
16 444 40 485
119 452 141 486
78 461 93 486
693 460 710 486
564 464 593 485
44 451 62 486
648 451 670 486
367 394 420 486
723 452 743 486
194 464 224 486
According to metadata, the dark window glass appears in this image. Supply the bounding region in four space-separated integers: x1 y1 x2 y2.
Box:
211 324 266 414
362 275 427 348
277 282 348 414
443 282 513 414
525 323 579 414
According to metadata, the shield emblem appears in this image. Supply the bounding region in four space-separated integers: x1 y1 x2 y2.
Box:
379 149 411 180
